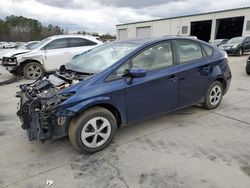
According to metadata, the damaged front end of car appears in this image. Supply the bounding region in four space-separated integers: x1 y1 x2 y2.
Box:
16 68 93 142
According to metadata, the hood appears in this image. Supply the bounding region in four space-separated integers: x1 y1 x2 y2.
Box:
220 43 238 47
3 49 31 58
0 49 15 58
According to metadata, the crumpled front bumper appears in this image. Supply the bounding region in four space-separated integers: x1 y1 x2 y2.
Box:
16 91 71 142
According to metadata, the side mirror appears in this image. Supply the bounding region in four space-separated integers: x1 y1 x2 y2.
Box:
124 67 146 78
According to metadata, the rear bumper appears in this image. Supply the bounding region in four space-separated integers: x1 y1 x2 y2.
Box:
222 62 232 95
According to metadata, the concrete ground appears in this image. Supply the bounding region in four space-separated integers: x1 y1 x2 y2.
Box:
0 54 250 188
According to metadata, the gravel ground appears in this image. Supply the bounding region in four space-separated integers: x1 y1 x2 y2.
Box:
0 54 250 188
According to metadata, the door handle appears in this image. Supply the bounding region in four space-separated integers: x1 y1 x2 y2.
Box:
168 75 178 83
202 65 211 72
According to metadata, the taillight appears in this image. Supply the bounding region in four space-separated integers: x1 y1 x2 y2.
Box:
224 52 228 63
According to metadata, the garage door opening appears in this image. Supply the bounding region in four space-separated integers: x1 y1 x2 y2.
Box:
136 26 151 38
215 16 244 39
118 29 128 40
191 20 212 42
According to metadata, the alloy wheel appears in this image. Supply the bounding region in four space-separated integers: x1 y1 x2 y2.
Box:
81 117 111 148
210 85 222 106
26 65 42 79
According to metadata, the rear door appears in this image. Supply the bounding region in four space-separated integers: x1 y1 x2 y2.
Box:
174 39 211 107
124 41 179 123
68 37 98 56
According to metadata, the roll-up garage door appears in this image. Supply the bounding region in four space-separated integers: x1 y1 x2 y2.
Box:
118 29 128 40
136 26 151 38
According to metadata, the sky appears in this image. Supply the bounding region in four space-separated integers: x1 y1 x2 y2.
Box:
0 0 250 34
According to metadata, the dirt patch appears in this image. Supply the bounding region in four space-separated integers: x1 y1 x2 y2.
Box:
237 88 247 91
70 147 128 188
139 169 184 188
0 131 6 136
241 166 250 177
0 113 7 122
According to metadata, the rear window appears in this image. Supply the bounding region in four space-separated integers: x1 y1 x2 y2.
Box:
202 44 213 57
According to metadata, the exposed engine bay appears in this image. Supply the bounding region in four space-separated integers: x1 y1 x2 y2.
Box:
16 68 93 142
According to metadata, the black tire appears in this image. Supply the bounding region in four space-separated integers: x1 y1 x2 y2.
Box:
23 62 44 80
246 64 250 75
69 107 117 153
203 81 224 110
236 48 243 56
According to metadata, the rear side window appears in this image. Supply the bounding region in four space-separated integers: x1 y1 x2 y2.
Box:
69 38 97 47
175 40 203 63
45 38 69 50
202 44 213 57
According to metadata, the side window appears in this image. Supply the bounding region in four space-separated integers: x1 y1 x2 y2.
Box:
106 62 130 81
69 38 97 47
176 40 203 63
45 38 69 50
132 42 173 71
245 37 250 43
202 44 213 57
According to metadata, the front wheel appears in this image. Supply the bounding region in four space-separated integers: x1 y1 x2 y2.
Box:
69 107 117 153
203 81 223 110
236 48 243 56
23 62 44 80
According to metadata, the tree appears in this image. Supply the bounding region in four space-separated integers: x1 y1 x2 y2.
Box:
0 15 63 41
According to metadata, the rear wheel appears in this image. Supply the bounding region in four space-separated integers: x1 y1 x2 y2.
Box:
23 62 44 80
69 107 117 153
203 81 223 110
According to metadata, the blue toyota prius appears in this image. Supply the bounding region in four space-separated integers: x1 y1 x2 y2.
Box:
17 36 232 153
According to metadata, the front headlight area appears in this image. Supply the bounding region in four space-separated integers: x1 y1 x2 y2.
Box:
2 57 17 65
232 44 239 49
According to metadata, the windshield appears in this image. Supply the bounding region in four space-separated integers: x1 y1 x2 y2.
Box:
65 42 141 73
211 39 223 44
16 43 26 49
227 37 244 44
29 37 52 50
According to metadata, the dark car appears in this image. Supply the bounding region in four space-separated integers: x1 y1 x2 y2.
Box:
219 36 250 56
210 39 228 47
246 56 250 74
16 37 232 153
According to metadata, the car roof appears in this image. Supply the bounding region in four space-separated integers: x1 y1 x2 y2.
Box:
114 36 201 45
49 34 98 40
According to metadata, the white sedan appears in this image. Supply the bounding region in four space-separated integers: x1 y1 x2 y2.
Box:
1 35 102 79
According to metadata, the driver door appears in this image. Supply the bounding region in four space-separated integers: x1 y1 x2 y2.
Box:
124 41 179 123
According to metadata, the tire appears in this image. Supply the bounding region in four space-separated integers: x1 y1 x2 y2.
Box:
246 64 250 75
203 81 223 110
236 48 243 56
69 107 117 153
23 62 44 80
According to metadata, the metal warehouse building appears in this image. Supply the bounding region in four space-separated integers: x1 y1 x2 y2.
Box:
116 7 250 42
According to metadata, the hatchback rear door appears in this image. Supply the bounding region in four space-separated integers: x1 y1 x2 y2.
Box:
124 41 179 123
